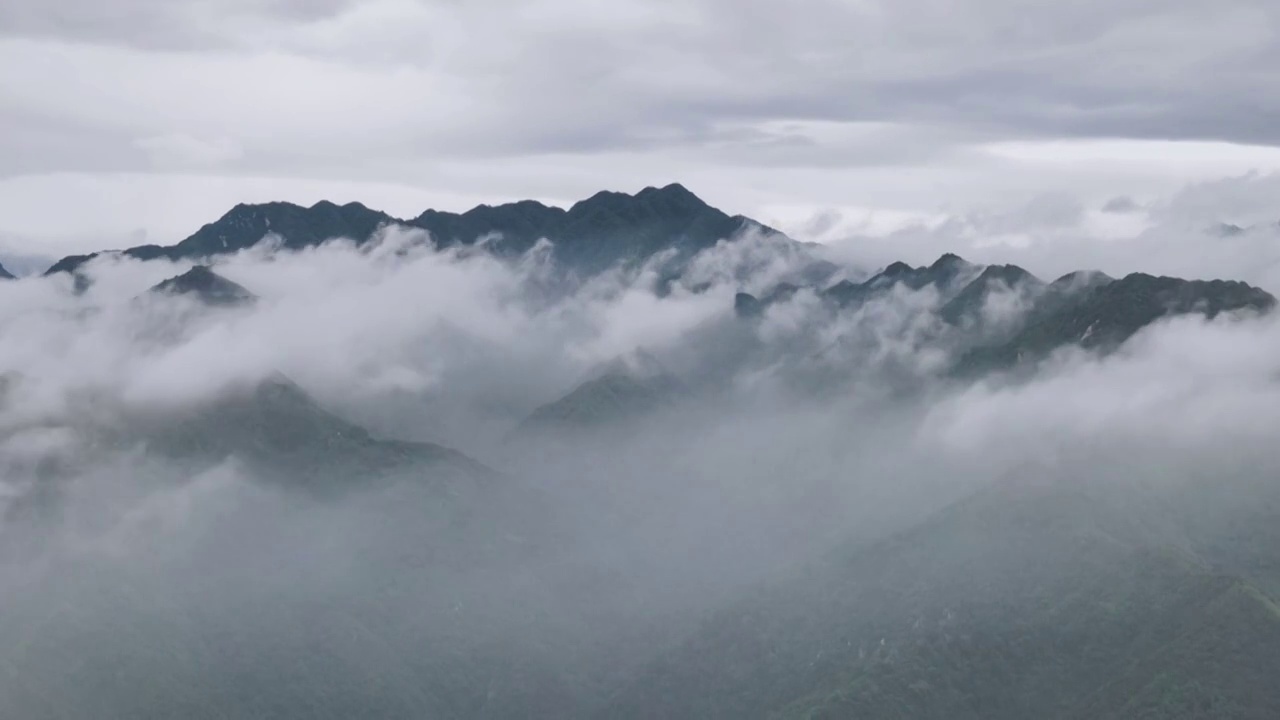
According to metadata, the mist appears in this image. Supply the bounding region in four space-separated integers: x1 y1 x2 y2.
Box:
2 181 1280 718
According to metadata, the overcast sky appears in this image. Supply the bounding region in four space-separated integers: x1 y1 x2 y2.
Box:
2 0 1280 259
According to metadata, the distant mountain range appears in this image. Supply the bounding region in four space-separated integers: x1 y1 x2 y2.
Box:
738 252 1275 377
31 185 1279 368
43 183 775 278
113 253 1276 482
90 180 1274 445
8 188 1280 718
521 251 1274 432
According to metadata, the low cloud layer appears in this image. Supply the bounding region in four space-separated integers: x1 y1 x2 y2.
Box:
1 197 1279 716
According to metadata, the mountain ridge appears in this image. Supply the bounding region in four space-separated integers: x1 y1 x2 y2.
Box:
44 183 781 277
736 253 1276 378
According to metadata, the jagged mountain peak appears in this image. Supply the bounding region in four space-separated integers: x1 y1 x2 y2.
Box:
635 182 704 205
569 182 705 211
881 260 917 277
45 184 779 278
640 181 696 196
929 252 968 269
975 263 1042 285
952 269 1276 376
939 263 1044 326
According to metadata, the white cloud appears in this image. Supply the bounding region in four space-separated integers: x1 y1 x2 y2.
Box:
3 0 1280 252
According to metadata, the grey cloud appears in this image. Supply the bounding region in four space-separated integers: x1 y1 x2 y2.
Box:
3 0 1279 186
0 0 358 50
822 172 1280 293
1101 196 1141 214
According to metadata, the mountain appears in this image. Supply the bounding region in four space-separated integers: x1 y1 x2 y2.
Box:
0 262 13 280
839 255 979 303
816 255 978 309
937 263 1044 326
44 201 393 276
44 184 779 278
518 373 682 435
515 354 686 436
737 254 1274 378
953 271 1276 376
145 265 256 307
127 375 493 489
546 184 763 273
0 376 582 720
602 470 1280 719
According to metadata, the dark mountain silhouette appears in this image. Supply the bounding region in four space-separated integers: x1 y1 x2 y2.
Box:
44 184 779 277
45 201 393 276
938 263 1044 326
738 254 1274 377
0 262 13 280
145 265 256 307
953 271 1275 376
733 283 802 318
734 291 767 318
820 254 979 308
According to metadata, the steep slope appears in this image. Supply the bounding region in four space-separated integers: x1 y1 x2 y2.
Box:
601 475 1280 719
938 263 1044 326
953 272 1275 375
0 262 14 280
44 184 779 278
